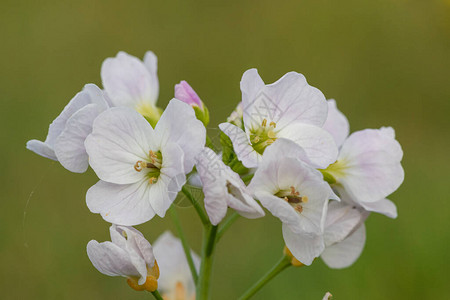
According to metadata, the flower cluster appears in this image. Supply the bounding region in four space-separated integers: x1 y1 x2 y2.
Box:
27 50 404 299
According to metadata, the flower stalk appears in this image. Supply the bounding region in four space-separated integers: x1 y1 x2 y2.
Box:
197 225 218 300
237 255 292 300
169 205 199 284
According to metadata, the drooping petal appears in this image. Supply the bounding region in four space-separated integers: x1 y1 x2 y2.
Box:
282 223 325 266
101 51 157 107
86 180 156 226
323 201 364 247
54 103 105 173
110 225 155 284
359 198 398 219
153 231 200 296
196 147 264 224
155 99 206 173
26 140 57 160
333 128 404 203
322 99 349 148
26 86 96 159
86 240 139 278
85 107 158 184
143 51 159 103
321 224 366 269
277 122 338 169
219 122 260 168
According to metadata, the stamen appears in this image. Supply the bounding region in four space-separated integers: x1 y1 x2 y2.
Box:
269 121 276 128
148 177 157 184
134 161 145 172
261 119 267 127
302 196 308 203
290 186 299 196
267 130 276 139
252 136 261 143
295 206 303 213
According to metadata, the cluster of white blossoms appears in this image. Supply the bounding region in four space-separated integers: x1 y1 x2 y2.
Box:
27 50 404 299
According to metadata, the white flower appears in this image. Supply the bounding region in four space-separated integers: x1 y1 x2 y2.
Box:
101 51 161 124
86 225 159 291
219 69 338 169
85 99 206 225
321 201 367 269
153 231 200 300
196 147 265 225
325 127 403 218
26 84 109 173
248 139 337 265
322 100 403 218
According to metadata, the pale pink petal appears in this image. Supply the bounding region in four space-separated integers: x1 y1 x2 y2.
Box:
323 99 349 148
282 224 324 266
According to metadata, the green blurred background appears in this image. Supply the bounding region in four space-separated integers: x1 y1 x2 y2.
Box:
1 0 449 299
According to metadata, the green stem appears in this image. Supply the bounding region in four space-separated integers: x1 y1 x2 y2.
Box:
240 173 254 184
217 212 240 241
237 255 291 300
197 225 218 300
151 290 164 300
169 206 199 284
182 185 210 226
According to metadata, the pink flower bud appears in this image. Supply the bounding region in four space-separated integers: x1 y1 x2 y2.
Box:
175 81 203 108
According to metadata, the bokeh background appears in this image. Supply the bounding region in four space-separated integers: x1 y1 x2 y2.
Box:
1 0 449 299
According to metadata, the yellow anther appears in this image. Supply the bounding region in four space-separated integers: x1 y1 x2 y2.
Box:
261 119 267 127
269 121 276 128
295 205 303 213
290 186 299 196
267 130 276 139
266 139 275 145
149 177 157 184
301 196 308 203
134 161 145 172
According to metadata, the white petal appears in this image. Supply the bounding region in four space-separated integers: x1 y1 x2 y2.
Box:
262 138 313 165
86 180 156 226
322 292 333 300
360 198 397 218
143 51 159 103
26 140 57 160
242 71 328 131
85 107 158 184
111 225 155 284
54 104 105 173
47 87 96 146
153 231 200 294
255 191 301 229
240 69 265 128
321 224 366 269
101 51 157 107
323 201 364 247
155 99 206 173
282 224 324 266
322 99 349 148
277 122 338 169
335 128 404 203
87 240 139 278
219 122 260 168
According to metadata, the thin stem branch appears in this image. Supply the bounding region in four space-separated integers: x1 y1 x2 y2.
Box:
151 290 164 300
217 212 240 241
240 173 254 184
169 206 199 284
237 255 291 300
196 225 218 300
182 185 210 226
206 135 217 152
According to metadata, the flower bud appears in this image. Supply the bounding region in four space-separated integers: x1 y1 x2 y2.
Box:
175 81 209 126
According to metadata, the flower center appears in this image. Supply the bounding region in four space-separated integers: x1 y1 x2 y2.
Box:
134 150 162 184
275 186 308 213
249 118 277 154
